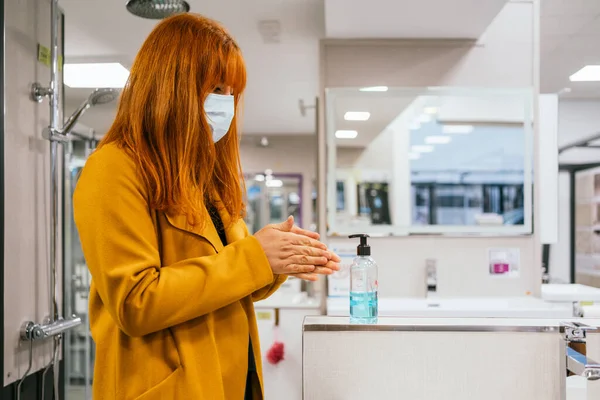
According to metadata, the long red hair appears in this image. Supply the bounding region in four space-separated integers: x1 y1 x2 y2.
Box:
100 13 247 226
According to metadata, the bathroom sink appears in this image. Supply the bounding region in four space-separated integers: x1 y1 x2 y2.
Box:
327 296 573 318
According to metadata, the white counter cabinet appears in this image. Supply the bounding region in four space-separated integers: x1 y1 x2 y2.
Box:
303 316 600 400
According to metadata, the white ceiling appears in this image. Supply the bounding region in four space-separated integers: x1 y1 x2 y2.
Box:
325 0 507 39
61 0 324 135
61 0 600 137
540 0 600 98
333 94 415 148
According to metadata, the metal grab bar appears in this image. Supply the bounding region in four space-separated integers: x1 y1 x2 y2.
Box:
21 316 82 341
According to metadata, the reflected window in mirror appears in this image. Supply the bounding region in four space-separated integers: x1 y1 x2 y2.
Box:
244 173 303 234
326 87 533 237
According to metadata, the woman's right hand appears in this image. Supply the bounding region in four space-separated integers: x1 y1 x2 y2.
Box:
254 216 335 277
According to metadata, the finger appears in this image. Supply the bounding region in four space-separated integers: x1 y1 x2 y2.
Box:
290 225 320 240
285 264 317 274
312 266 336 275
328 252 341 263
322 260 341 271
289 234 327 250
290 255 329 267
293 245 330 258
293 273 319 282
273 216 294 232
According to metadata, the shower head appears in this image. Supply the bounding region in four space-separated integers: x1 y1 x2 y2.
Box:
61 88 119 136
88 88 119 106
126 0 190 19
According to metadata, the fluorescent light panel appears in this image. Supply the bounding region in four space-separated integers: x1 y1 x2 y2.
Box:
266 179 283 188
425 135 452 144
411 145 434 153
409 152 421 160
442 125 473 134
344 111 370 121
64 62 130 88
335 130 358 139
359 86 388 92
570 65 600 82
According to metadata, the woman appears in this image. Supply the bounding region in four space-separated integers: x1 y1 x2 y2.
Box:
74 13 339 400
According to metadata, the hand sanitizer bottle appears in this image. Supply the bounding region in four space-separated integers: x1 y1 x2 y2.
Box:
349 234 378 324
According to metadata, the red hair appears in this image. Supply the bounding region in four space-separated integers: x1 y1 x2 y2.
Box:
100 13 247 226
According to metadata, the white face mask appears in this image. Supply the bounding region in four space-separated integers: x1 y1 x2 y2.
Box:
204 93 235 143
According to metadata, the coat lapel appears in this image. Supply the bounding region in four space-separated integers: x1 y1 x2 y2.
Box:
163 195 248 252
164 208 224 253
212 195 247 244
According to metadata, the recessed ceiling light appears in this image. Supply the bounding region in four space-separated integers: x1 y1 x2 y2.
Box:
409 152 421 160
64 62 130 88
335 130 358 139
442 125 473 134
411 145 434 153
424 107 438 115
344 111 370 121
425 135 452 144
359 86 388 92
418 114 432 123
570 65 600 82
409 121 421 131
254 174 265 181
266 179 283 188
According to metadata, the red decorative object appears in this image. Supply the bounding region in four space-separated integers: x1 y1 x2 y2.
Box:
266 341 285 365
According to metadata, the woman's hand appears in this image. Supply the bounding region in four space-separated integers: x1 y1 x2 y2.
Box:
254 216 340 281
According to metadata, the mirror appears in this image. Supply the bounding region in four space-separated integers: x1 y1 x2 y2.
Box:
244 173 303 234
326 87 533 236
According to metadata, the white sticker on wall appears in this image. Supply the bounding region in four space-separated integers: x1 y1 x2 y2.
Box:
488 248 520 278
327 248 354 297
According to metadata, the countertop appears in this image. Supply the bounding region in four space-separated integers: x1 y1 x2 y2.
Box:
304 315 600 330
542 283 600 302
326 296 573 318
254 292 321 310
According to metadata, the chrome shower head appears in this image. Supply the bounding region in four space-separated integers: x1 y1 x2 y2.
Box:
126 0 190 19
88 88 119 106
62 88 119 136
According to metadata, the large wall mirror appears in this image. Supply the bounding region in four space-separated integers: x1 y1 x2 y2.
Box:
245 172 303 234
326 87 534 237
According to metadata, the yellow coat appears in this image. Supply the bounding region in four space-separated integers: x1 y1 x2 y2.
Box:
74 143 286 400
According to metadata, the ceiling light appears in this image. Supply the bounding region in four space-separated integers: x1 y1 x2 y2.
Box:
409 152 421 160
359 86 388 92
64 62 130 88
266 179 283 188
425 135 452 144
442 125 473 134
424 107 438 115
409 121 421 131
254 174 265 182
411 145 434 153
418 114 432 123
335 130 358 139
344 111 370 121
569 65 600 82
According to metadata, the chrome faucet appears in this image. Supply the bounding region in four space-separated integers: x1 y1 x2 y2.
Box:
562 322 600 380
426 258 437 296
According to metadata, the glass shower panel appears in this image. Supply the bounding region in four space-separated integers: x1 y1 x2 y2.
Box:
64 139 96 400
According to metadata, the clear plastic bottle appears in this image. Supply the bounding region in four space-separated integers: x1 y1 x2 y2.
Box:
349 234 378 324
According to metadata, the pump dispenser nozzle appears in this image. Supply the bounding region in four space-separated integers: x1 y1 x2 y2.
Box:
349 234 371 256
